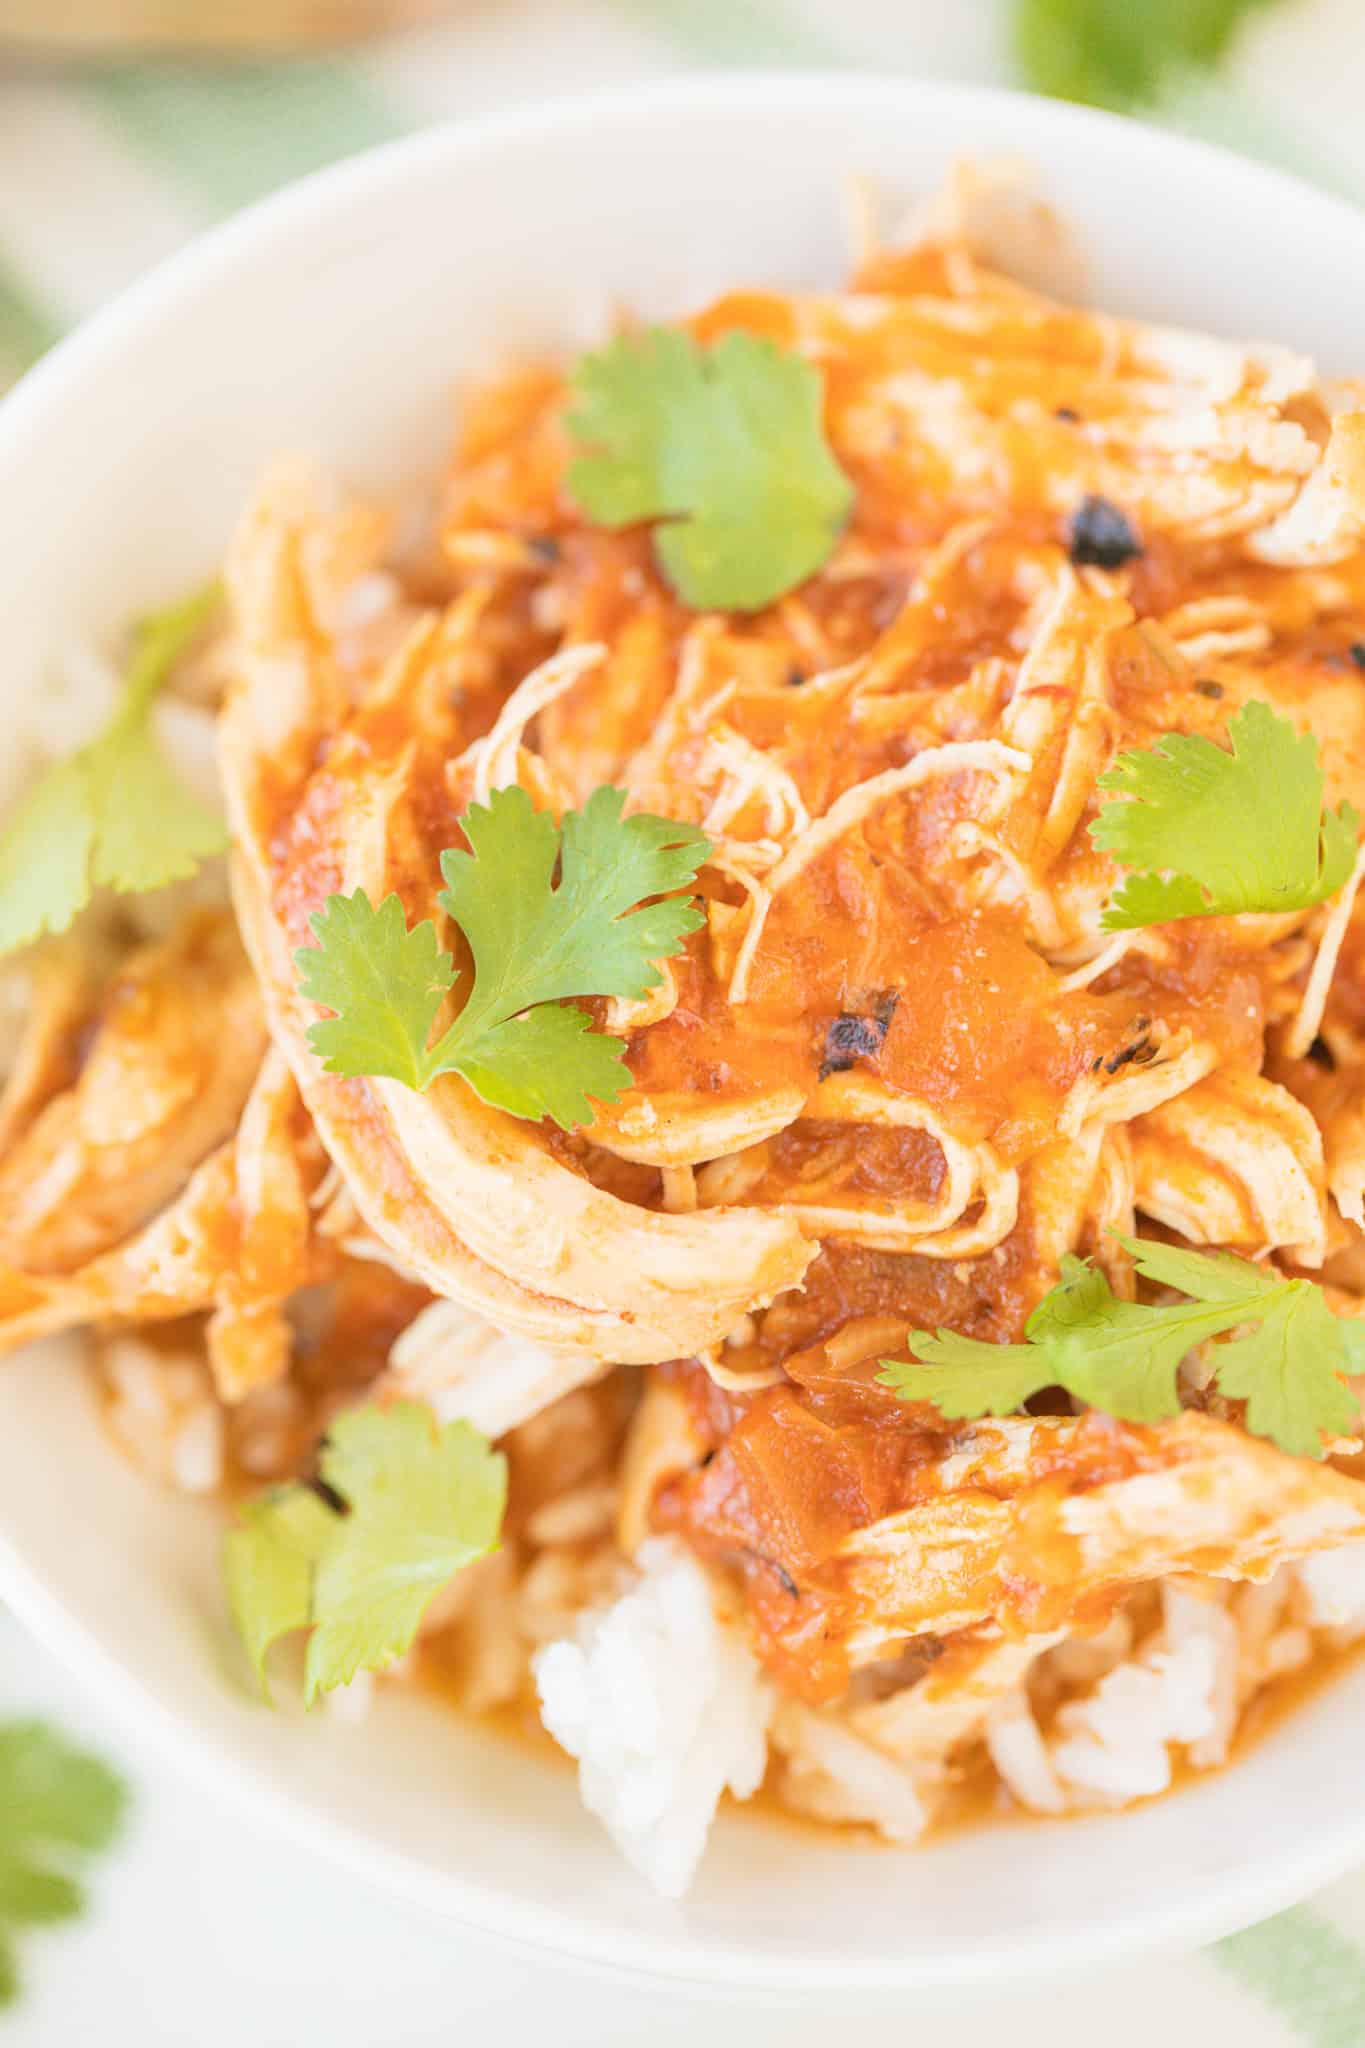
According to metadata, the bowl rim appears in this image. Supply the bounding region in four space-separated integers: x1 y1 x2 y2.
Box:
8 65 1365 472
6 69 1365 1993
3 1489 1363 2002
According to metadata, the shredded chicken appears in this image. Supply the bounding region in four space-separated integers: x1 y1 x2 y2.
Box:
836 1414 1365 1664
10 172 1365 1885
0 1049 329 1398
0 912 265 1274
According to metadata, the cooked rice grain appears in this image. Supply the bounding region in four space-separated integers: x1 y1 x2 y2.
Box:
534 1540 771 1898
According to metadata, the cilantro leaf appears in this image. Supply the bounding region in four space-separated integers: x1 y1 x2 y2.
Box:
1091 700 1359 930
1012 0 1276 111
566 327 854 612
879 1334 1053 1421
222 1401 507 1704
297 784 710 1131
1022 1254 1192 1423
1124 1236 1360 1458
298 891 457 1092
883 1255 1199 1427
440 783 708 1019
1121 1235 1272 1304
223 1487 338 1700
0 581 225 958
567 327 699 527
0 762 97 959
305 1404 507 1701
451 1002 632 1128
879 1238 1362 1458
88 714 225 894
0 1721 127 2010
1214 1289 1358 1461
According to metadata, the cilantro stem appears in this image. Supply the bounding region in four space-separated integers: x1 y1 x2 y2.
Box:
121 579 223 722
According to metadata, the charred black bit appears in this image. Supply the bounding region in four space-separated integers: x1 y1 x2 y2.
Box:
819 991 900 1081
1194 678 1225 699
1068 494 1142 570
739 1542 799 1594
1102 1020 1154 1076
1024 1385 1076 1417
308 1473 348 1517
1352 642 1365 671
1307 1035 1337 1071
849 1636 947 1703
785 665 807 688
1054 405 1080 424
820 1015 884 1078
756 1557 800 1599
527 533 561 564
1103 1032 1157 1075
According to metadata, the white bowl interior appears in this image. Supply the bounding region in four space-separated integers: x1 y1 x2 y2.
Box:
4 76 1365 1992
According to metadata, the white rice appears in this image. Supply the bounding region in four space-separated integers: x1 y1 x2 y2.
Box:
771 1701 929 1843
986 1549 1365 1821
457 1551 530 1715
2 638 111 828
984 1689 1066 1815
523 1482 618 1549
1160 1584 1240 1769
1049 1629 1221 1803
101 1334 225 1496
387 1299 604 1440
167 1400 228 1496
533 1539 772 1899
232 1378 310 1480
151 695 225 810
24 638 121 759
1294 1538 1365 1633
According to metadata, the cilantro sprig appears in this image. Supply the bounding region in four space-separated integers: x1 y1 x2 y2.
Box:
224 1401 507 1704
0 582 226 958
0 1721 127 2009
297 783 710 1131
1012 0 1276 111
566 327 855 612
1091 701 1359 931
880 1237 1365 1459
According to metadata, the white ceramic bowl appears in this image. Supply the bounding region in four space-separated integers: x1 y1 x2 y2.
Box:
4 74 1365 1998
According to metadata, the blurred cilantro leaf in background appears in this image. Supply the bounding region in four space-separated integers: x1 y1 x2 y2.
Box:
1012 0 1281 109
0 1720 127 2008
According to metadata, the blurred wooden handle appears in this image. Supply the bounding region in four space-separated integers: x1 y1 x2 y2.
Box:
0 0 457 52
